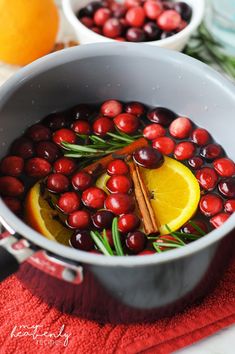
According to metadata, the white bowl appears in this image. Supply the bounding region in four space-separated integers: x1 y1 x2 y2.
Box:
62 0 205 51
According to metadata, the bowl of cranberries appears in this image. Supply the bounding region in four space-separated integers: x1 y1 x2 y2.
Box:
63 0 205 50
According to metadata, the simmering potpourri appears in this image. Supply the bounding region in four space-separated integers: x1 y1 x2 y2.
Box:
0 99 234 256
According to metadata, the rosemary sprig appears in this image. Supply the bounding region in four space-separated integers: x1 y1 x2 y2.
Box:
90 231 113 256
112 217 124 256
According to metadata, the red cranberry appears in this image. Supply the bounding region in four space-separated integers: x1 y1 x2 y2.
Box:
213 158 235 177
67 210 91 229
126 6 145 27
53 129 76 145
82 187 107 209
25 157 52 178
116 36 126 41
71 120 91 135
218 178 235 198
181 220 208 235
191 128 210 146
126 231 146 254
80 16 94 28
92 210 114 228
143 124 166 140
199 193 223 217
94 8 111 26
26 124 51 142
124 102 145 116
42 112 69 131
3 197 21 214
188 156 203 169
114 113 139 134
124 0 141 9
112 3 126 18
53 157 76 176
102 229 114 248
126 27 146 41
86 1 103 15
210 213 230 228
71 104 92 120
157 10 181 31
0 176 24 197
57 192 81 214
106 175 132 194
139 250 156 255
174 2 192 21
35 141 60 162
101 99 123 118
70 230 94 251
147 107 177 126
11 137 34 159
0 156 24 177
224 199 235 213
169 117 192 139
103 18 122 38
93 117 115 137
118 213 140 233
196 167 218 191
144 1 163 20
133 146 164 169
105 193 135 215
152 136 175 155
46 173 70 193
72 171 92 191
107 159 129 176
174 142 195 160
143 21 162 40
200 143 223 161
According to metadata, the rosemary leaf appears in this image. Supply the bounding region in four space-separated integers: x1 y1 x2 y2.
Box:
102 229 114 256
112 218 124 256
188 220 206 236
62 142 104 153
90 231 112 256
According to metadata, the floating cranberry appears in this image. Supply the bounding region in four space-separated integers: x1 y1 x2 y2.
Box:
82 187 107 209
157 10 181 31
143 21 162 40
196 167 218 191
53 129 77 146
71 120 91 135
70 230 94 251
126 6 145 27
57 192 81 214
191 128 210 146
224 199 235 213
105 193 135 215
103 18 122 38
0 176 24 197
181 220 208 235
124 0 141 9
67 210 91 229
133 146 164 169
174 142 195 160
92 210 114 228
126 27 146 41
53 157 76 176
218 178 235 198
3 197 21 214
80 16 94 28
94 8 111 26
107 159 129 176
199 194 223 217
188 156 203 169
114 113 139 134
46 173 70 193
71 104 92 120
210 213 230 228
26 124 51 142
213 158 235 177
174 2 192 21
144 1 163 20
118 213 140 233
42 112 69 131
126 231 146 253
72 171 92 191
143 124 166 140
0 156 24 177
35 141 60 162
200 143 223 161
147 107 176 126
25 157 52 178
106 175 132 194
124 101 145 116
169 117 192 139
93 117 115 137
11 137 34 159
100 99 123 118
152 136 175 155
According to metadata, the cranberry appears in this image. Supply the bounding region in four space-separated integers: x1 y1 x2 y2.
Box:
213 158 235 177
103 18 122 38
133 146 164 169
26 124 51 142
35 141 60 162
81 16 94 28
124 0 141 9
147 107 176 126
0 156 24 177
70 230 94 251
102 229 114 248
144 1 163 20
143 124 166 140
92 210 114 228
124 102 145 116
174 2 192 21
224 199 235 213
152 136 175 155
57 192 81 214
143 21 162 40
54 157 76 176
157 10 181 31
112 3 126 18
53 129 76 146
139 250 156 255
191 128 210 146
174 142 195 160
188 156 203 169
92 26 102 34
126 27 146 41
107 159 129 176
82 187 107 209
0 176 24 197
114 113 139 134
93 117 115 137
46 173 70 193
169 117 192 139
72 171 92 191
25 157 51 178
218 178 235 198
71 104 92 120
11 137 34 159
118 213 140 233
101 99 123 118
200 143 223 161
181 220 208 235
126 231 146 253
71 120 91 135
106 175 132 194
85 1 103 16
116 36 126 41
42 112 69 131
3 197 21 214
196 167 218 191
67 210 91 229
105 193 135 215
210 213 230 229
199 194 223 217
94 8 111 26
126 6 145 27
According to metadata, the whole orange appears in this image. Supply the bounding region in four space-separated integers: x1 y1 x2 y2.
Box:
0 0 59 65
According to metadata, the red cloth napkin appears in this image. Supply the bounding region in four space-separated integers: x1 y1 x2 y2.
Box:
0 257 235 354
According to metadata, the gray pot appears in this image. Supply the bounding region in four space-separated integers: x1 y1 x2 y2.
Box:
0 44 234 323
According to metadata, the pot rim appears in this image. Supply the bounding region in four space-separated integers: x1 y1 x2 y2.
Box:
0 43 234 267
